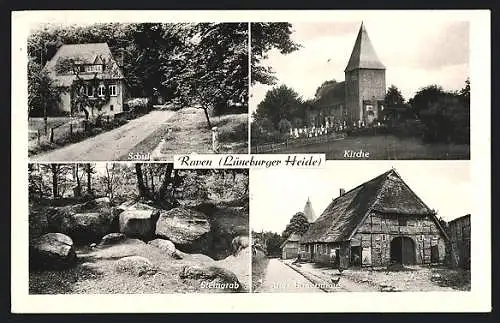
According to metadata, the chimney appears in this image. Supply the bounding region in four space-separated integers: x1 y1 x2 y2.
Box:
339 188 346 196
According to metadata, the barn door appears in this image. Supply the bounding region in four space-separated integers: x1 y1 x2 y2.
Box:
391 237 416 265
401 237 416 265
431 245 439 263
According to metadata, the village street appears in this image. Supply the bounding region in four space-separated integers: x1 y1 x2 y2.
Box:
258 259 323 293
281 260 380 292
30 110 176 161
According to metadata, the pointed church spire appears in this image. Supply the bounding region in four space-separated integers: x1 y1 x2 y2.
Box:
345 22 385 72
303 197 316 223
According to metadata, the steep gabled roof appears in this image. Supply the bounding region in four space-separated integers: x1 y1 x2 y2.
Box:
300 169 446 244
44 43 124 87
303 197 317 222
345 22 385 72
280 233 302 249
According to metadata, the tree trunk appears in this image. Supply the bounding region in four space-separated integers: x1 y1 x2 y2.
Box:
135 163 149 199
75 164 81 197
72 164 82 198
150 167 155 194
106 164 114 201
82 104 90 120
202 107 212 129
44 105 48 134
158 163 174 201
86 163 92 195
51 164 58 199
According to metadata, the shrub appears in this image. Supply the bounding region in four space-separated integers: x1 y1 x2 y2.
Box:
278 118 292 134
218 122 248 143
125 98 152 113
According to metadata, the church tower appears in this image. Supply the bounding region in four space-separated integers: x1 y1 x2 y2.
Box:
303 197 316 223
344 22 386 126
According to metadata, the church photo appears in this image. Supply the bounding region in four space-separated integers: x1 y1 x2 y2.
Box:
250 17 470 159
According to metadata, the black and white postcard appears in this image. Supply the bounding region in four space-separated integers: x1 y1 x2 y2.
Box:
11 9 491 313
250 20 470 160
27 22 249 162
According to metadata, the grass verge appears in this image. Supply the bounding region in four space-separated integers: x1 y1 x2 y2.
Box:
251 250 269 292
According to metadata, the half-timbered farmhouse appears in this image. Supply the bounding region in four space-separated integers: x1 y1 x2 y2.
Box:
299 169 449 268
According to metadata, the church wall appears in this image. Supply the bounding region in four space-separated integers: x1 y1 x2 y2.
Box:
345 69 386 124
358 69 386 121
345 70 360 123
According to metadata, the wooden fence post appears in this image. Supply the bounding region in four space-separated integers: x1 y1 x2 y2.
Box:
50 128 54 143
211 126 219 153
37 129 40 145
70 123 73 136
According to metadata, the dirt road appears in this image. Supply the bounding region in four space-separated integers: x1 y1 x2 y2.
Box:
259 259 323 293
30 110 175 162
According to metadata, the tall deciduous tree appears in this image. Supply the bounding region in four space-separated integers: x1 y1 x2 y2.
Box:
28 57 64 131
253 85 304 130
282 212 310 239
408 84 445 117
165 23 248 128
385 85 405 106
250 23 301 85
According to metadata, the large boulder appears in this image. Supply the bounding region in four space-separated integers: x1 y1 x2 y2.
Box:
179 264 242 292
69 212 113 243
114 256 157 276
29 233 77 270
73 197 112 213
44 197 117 244
155 207 212 254
119 203 161 240
148 239 182 259
99 232 127 246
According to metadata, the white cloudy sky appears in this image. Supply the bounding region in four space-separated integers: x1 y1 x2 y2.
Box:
250 18 469 114
250 161 471 233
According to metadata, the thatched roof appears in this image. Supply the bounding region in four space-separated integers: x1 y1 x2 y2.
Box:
300 169 448 244
44 43 124 87
345 22 385 72
280 233 302 249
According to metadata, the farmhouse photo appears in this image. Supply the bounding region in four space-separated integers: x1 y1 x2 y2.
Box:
251 162 471 292
250 18 470 159
28 163 250 294
28 22 249 162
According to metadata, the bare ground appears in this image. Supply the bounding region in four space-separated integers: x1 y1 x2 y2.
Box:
29 239 251 294
30 110 175 162
257 259 323 293
128 108 248 161
283 260 469 292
